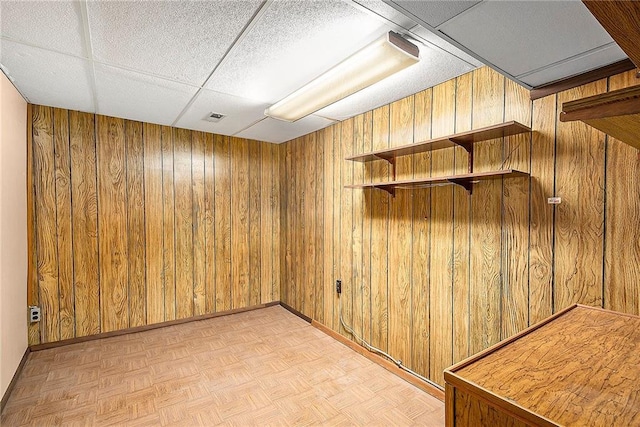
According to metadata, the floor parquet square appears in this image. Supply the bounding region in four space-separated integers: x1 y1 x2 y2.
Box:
2 306 444 426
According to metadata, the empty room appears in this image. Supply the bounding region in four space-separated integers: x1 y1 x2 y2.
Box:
1 0 640 425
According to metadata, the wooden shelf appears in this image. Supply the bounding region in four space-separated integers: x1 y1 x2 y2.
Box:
345 169 528 195
560 84 640 150
345 121 531 163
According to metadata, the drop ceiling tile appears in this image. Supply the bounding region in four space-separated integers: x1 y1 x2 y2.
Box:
0 40 93 112
175 88 270 136
206 0 390 103
236 115 334 144
94 64 198 126
352 0 418 29
388 0 481 28
437 1 617 78
519 44 628 88
0 1 86 57
87 0 263 85
316 42 474 121
409 25 483 67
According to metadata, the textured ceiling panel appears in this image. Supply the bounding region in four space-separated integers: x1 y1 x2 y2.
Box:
175 88 270 136
519 43 627 88
94 64 198 126
87 0 263 85
0 40 93 112
388 0 481 28
438 1 617 78
236 115 335 144
316 42 474 121
408 25 482 67
206 0 388 103
0 1 86 57
352 0 418 29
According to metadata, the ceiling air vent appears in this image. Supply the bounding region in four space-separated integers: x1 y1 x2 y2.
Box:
203 112 225 123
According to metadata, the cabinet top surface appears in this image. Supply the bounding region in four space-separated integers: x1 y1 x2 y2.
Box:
449 306 640 425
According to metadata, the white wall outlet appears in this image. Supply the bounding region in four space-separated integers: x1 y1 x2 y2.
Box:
29 306 41 322
548 197 561 205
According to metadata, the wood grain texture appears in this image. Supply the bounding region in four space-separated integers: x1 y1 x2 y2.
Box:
449 306 640 426
411 89 431 379
161 126 176 321
604 71 640 315
96 115 129 332
174 128 194 320
69 111 99 338
231 138 249 309
204 133 216 312
452 388 528 427
388 97 413 366
452 73 472 363
278 66 640 389
33 105 60 343
322 126 335 328
352 114 365 343
143 123 164 324
260 143 273 304
29 107 277 343
501 80 531 338
125 120 146 328
529 96 555 324
214 135 232 312
429 81 455 385
192 131 206 315
26 104 41 345
340 119 354 337
370 105 390 352
469 67 505 355
53 108 74 339
554 80 606 311
248 140 261 307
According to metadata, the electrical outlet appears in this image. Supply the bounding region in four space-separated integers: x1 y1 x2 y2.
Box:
336 280 342 294
29 306 41 323
548 197 561 205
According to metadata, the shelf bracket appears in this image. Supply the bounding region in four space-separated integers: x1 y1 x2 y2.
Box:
448 179 473 194
374 184 395 197
450 140 475 173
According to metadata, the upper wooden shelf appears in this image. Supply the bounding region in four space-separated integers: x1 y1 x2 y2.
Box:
346 121 531 163
345 169 528 195
560 84 640 151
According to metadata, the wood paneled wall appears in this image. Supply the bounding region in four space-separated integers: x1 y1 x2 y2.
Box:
27 105 280 345
279 67 640 386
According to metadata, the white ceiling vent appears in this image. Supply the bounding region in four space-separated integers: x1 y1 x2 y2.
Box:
203 112 225 123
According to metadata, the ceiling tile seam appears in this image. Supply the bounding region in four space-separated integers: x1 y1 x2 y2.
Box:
79 0 98 113
347 0 479 68
90 59 203 90
514 42 624 79
381 1 489 69
231 116 269 137
432 0 487 31
172 0 274 128
0 35 90 61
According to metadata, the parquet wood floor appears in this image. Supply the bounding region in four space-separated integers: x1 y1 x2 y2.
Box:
1 306 444 426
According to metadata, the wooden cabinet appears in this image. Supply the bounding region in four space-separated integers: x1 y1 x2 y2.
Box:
444 304 640 426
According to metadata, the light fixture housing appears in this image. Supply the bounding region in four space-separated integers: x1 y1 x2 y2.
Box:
264 31 419 122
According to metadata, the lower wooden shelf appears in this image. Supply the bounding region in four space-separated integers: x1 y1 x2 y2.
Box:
344 169 528 195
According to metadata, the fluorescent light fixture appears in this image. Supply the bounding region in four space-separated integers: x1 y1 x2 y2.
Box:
264 31 419 122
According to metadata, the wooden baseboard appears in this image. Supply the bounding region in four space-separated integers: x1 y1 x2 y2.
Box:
1 347 30 413
279 301 312 323
312 320 445 402
30 302 280 352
